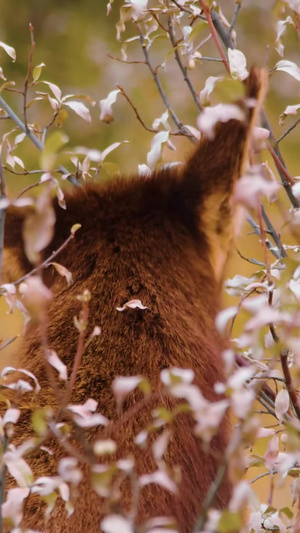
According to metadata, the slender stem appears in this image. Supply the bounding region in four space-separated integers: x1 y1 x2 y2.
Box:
23 24 35 132
0 434 8 533
0 95 79 187
200 1 231 74
0 229 78 293
137 26 196 142
281 349 300 419
228 3 242 35
167 15 203 112
0 156 5 280
277 115 300 143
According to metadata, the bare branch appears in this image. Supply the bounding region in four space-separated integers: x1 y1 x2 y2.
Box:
277 115 300 143
228 2 242 35
137 25 197 142
0 156 6 280
0 228 79 293
200 1 231 75
167 15 203 112
23 23 35 132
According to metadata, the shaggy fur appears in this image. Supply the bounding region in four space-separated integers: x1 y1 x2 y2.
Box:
3 68 266 532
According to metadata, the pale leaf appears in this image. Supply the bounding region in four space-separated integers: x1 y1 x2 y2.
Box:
64 101 91 123
46 349 68 381
275 389 290 422
101 515 133 533
200 76 223 106
275 59 300 82
146 131 169 169
0 41 16 61
116 299 148 312
99 89 120 124
197 104 245 139
228 49 248 81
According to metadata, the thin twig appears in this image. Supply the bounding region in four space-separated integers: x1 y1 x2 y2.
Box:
0 336 19 351
198 56 223 62
267 142 295 186
64 297 89 406
117 85 156 133
3 166 44 176
0 434 8 532
167 14 203 112
0 156 6 280
277 115 300 143
249 471 270 485
262 115 299 208
107 53 146 65
0 229 79 293
247 215 280 260
261 205 286 259
23 24 35 132
228 3 242 35
137 25 197 142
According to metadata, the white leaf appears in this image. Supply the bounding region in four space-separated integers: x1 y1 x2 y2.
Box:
2 487 30 526
0 41 16 61
275 59 300 81
99 89 120 124
275 389 290 422
152 110 170 131
147 131 169 169
284 0 300 14
101 141 129 162
215 306 238 334
280 103 300 124
50 262 72 286
1 366 40 392
234 172 280 208
42 81 62 101
139 470 177 494
228 49 248 81
46 350 68 380
3 408 20 425
275 16 294 56
112 376 142 410
197 104 245 139
4 452 34 487
153 430 169 461
200 76 223 106
58 457 82 485
101 515 133 533
64 101 91 123
116 299 148 312
93 439 117 455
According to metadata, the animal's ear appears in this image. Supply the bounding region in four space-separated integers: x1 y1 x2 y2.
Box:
181 67 268 281
2 206 32 282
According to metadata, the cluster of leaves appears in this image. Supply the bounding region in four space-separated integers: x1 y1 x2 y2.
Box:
1 0 300 532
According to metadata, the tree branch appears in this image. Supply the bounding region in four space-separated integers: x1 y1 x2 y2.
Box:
137 25 197 142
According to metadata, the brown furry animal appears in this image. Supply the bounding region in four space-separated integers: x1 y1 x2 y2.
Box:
3 68 266 533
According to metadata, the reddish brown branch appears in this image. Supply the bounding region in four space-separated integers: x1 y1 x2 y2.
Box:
199 0 230 75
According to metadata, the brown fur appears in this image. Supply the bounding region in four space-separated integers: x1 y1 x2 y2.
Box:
3 68 267 532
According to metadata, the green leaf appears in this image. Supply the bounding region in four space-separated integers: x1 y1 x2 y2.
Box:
32 62 46 82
